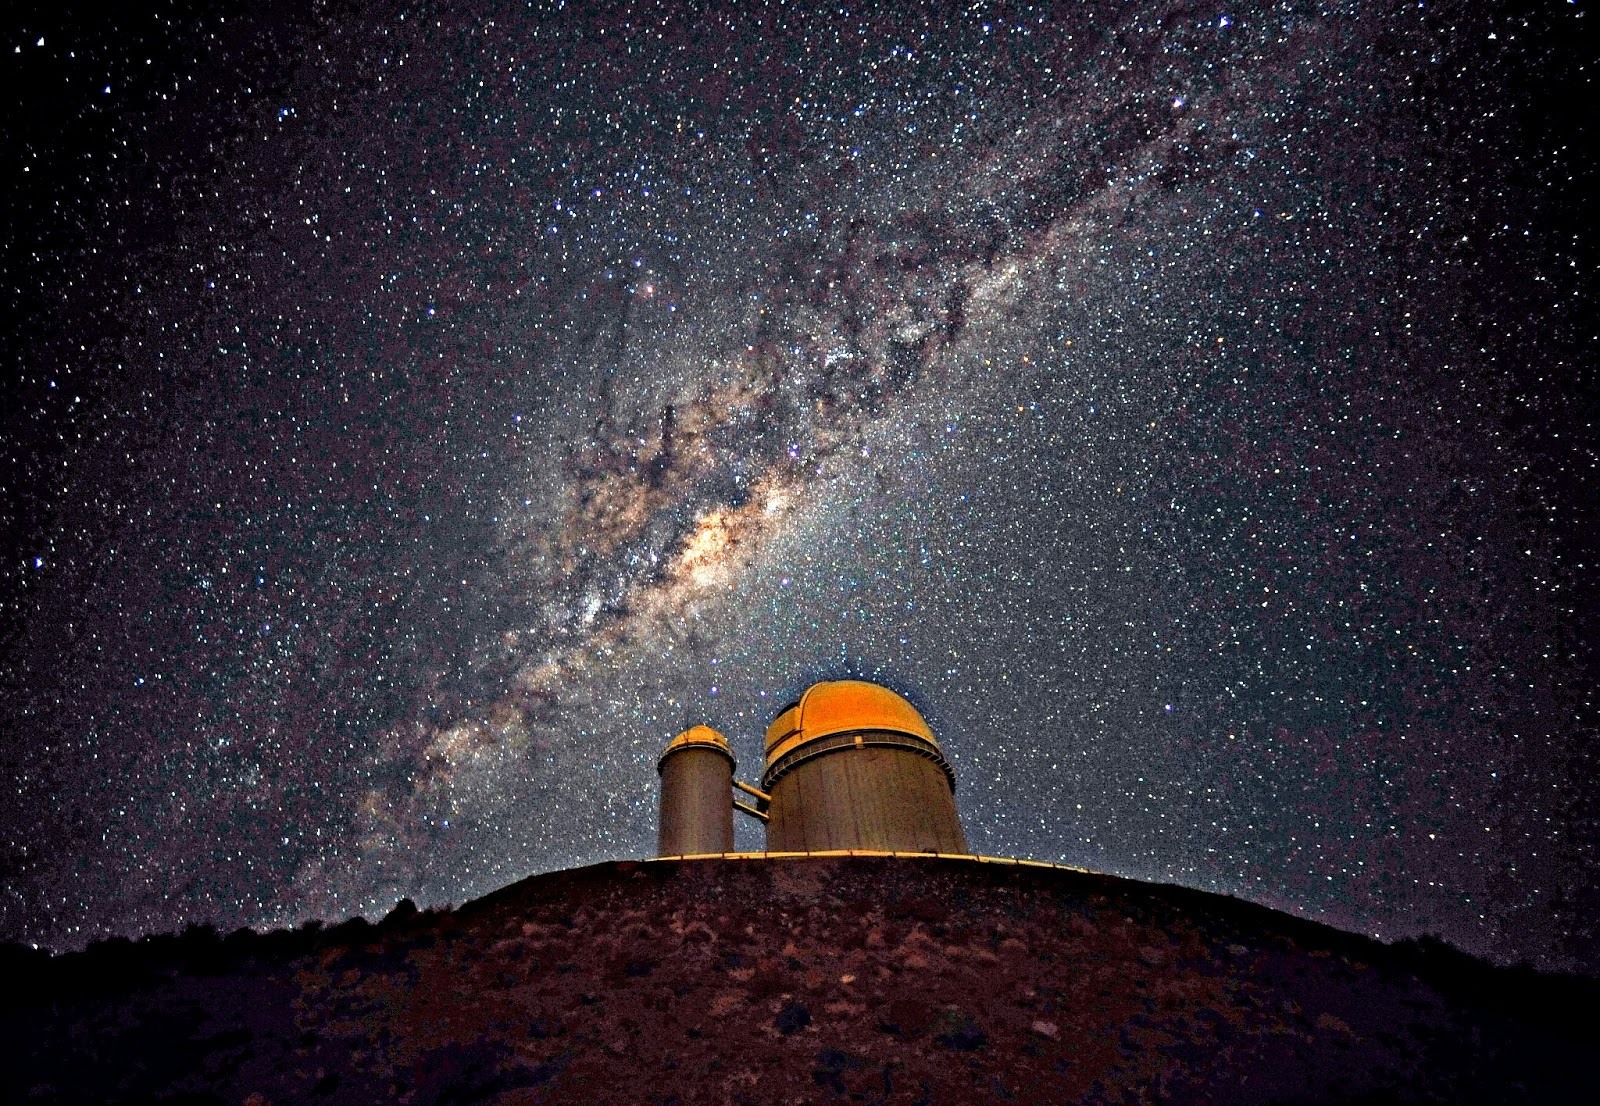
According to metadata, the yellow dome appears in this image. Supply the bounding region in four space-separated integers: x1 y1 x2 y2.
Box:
658 724 733 771
764 680 937 770
764 701 802 755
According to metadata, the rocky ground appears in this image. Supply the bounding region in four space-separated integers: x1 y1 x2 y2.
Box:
4 855 1595 1104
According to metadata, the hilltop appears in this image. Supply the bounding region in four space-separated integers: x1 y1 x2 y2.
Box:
4 855 1595 1104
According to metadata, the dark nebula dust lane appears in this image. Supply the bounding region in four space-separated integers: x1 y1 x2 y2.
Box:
1 1 1594 971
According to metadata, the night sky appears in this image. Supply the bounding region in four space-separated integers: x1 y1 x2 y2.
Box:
2 1 1594 972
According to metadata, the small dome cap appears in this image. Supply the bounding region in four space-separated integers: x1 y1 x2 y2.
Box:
658 724 734 771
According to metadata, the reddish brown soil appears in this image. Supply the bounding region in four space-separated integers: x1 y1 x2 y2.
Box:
4 856 1594 1104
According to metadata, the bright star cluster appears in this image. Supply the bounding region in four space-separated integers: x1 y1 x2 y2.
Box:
1 1 1593 972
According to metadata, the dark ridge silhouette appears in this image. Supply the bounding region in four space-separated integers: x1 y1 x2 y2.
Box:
4 857 1595 1104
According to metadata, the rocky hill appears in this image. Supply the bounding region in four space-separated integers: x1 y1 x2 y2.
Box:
4 856 1595 1104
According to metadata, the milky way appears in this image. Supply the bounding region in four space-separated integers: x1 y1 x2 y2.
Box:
2 0 1594 971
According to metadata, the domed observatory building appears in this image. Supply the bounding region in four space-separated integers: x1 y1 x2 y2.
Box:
763 680 966 853
657 680 967 856
655 724 735 856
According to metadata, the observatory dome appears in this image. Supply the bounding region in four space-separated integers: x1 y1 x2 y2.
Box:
759 679 963 852
657 723 733 769
763 680 950 789
765 680 936 768
656 724 735 856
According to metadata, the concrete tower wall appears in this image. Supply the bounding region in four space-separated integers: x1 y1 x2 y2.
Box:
657 739 734 856
765 741 967 853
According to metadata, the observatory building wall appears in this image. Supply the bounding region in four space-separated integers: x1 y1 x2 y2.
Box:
764 737 966 853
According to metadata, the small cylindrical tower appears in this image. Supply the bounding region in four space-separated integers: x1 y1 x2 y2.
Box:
762 680 966 854
657 725 735 856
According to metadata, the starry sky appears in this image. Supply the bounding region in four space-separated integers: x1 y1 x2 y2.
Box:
1 0 1594 971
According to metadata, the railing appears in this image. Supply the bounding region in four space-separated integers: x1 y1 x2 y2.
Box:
646 849 1091 874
